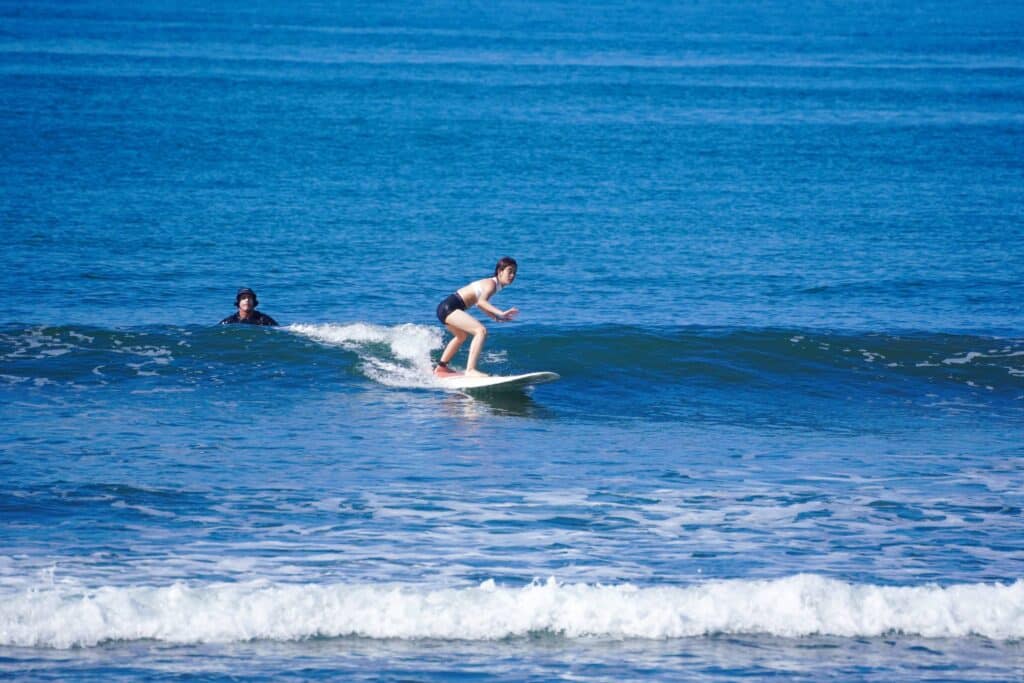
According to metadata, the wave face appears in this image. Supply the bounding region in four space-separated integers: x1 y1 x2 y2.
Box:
2 322 1020 424
3 575 1021 649
3 322 1021 390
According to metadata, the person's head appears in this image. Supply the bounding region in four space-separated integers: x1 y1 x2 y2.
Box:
494 256 517 286
235 287 259 312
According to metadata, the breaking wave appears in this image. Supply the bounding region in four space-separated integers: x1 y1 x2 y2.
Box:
288 322 442 388
2 575 1022 648
1 323 1020 406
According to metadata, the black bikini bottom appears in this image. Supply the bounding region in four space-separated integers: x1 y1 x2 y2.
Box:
436 292 466 323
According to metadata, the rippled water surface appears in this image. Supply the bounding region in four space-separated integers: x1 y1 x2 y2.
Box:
2 0 1023 680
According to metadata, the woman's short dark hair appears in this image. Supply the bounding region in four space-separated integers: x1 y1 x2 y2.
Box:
494 256 517 276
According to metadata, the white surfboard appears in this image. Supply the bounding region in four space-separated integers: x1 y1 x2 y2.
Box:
437 371 560 393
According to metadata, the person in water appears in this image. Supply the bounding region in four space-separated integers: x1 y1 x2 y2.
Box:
435 257 519 377
220 287 279 326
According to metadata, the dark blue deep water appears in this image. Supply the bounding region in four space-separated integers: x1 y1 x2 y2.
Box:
2 1 1023 680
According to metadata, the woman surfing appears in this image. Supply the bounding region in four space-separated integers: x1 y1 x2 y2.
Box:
434 257 519 377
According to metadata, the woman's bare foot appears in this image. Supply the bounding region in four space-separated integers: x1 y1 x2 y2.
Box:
464 369 490 377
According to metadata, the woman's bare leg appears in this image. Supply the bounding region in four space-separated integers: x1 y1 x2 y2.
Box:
465 325 488 375
442 309 489 375
440 325 467 365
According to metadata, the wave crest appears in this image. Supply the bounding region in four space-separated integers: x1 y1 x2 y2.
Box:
3 575 1021 648
289 322 442 387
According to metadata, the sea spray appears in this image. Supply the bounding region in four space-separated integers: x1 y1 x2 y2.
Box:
289 323 443 388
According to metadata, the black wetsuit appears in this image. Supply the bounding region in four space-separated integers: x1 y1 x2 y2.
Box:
220 311 279 326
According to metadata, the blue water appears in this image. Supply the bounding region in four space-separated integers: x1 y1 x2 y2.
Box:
2 0 1024 679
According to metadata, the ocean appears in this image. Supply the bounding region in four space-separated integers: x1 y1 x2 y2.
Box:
2 0 1023 679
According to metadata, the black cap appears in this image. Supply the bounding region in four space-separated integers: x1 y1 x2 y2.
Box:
235 287 259 307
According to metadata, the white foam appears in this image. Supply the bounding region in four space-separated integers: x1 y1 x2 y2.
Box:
1 575 1021 648
129 387 195 395
289 322 442 388
943 351 986 365
109 501 176 518
943 349 1024 366
484 350 508 363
